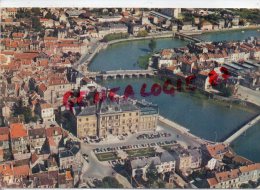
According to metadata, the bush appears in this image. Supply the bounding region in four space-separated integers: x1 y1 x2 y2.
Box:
137 30 148 37
97 176 123 188
137 53 152 69
102 32 129 42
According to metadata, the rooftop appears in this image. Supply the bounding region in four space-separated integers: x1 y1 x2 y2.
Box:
10 123 28 139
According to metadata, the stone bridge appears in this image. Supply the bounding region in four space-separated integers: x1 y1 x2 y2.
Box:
83 69 157 80
174 32 203 43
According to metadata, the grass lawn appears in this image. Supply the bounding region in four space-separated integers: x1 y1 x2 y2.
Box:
96 152 118 161
161 145 173 152
126 148 155 158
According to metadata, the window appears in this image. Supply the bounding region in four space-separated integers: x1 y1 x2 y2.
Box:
136 112 138 116
123 114 125 117
86 118 88 121
129 113 131 116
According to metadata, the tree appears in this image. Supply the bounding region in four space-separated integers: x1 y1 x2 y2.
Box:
31 8 41 16
137 30 148 37
240 183 252 188
97 176 123 188
45 11 52 19
215 83 234 97
32 17 42 32
148 38 156 53
13 101 38 123
146 161 159 186
157 181 165 188
32 8 41 16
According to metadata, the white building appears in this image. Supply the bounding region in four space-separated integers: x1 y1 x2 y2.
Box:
158 59 173 68
97 15 122 23
39 103 55 122
206 158 217 170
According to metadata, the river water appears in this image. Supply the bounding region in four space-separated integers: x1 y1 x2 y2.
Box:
89 29 260 162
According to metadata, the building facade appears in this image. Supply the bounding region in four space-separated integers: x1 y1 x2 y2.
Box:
76 100 159 138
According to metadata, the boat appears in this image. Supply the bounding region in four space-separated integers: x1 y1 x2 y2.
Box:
241 31 245 33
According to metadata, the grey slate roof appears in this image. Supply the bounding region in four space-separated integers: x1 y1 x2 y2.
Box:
131 156 161 169
160 151 176 163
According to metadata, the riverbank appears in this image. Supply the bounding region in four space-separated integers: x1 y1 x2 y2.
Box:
158 116 214 145
79 27 260 70
200 25 260 35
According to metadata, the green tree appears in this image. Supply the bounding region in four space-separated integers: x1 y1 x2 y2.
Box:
13 101 37 123
146 161 159 186
98 176 123 188
148 38 156 52
45 11 52 19
240 183 252 188
157 180 165 188
215 83 234 97
31 8 41 16
137 30 148 37
102 32 129 42
32 17 42 32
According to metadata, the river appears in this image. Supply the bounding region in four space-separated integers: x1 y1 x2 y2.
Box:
88 29 260 162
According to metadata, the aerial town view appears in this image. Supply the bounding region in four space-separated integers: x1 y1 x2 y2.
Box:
0 7 260 188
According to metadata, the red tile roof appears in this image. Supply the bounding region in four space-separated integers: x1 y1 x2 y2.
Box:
10 123 28 139
239 163 260 173
0 127 9 141
13 164 30 177
207 177 218 187
14 52 39 60
38 83 47 92
0 163 14 176
215 169 240 182
206 143 228 158
46 126 63 137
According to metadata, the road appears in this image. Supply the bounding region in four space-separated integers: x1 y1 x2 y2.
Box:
236 85 260 106
80 122 204 179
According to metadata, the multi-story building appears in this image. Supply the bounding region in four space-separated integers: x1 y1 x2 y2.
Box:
127 156 161 178
97 23 128 38
97 101 140 137
76 99 159 138
76 106 97 138
59 142 82 170
171 144 192 173
45 125 63 146
137 101 159 132
0 127 10 151
189 149 202 169
207 169 240 188
207 163 260 188
161 8 181 19
239 163 260 184
158 150 176 174
9 123 29 155
41 103 55 122
28 127 46 153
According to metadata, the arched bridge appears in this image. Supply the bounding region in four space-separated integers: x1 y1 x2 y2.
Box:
83 69 157 80
174 32 203 43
